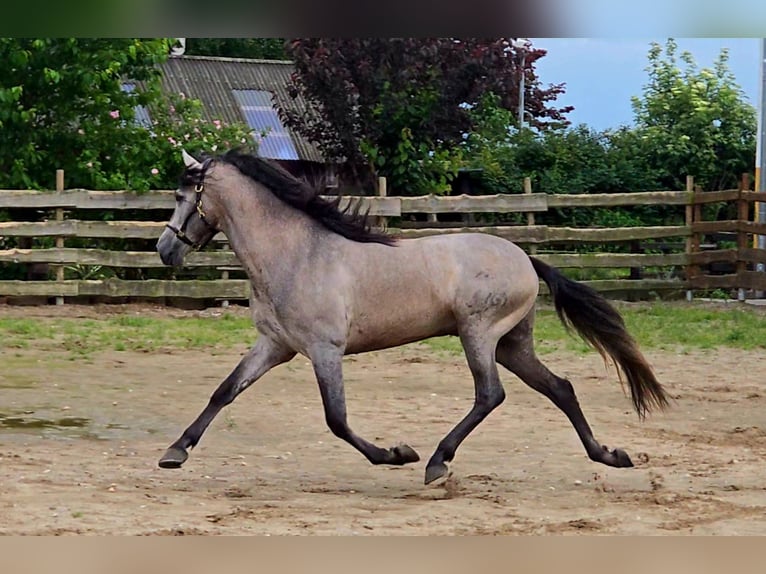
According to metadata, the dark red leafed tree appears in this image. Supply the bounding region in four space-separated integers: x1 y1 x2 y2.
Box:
279 38 572 193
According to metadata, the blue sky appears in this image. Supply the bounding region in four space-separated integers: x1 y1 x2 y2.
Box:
531 38 762 131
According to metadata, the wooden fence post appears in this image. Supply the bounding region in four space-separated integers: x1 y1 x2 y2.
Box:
737 173 750 301
523 177 537 255
54 169 65 306
220 241 230 308
377 176 388 230
685 175 696 301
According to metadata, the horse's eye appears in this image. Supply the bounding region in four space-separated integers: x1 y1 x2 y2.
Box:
174 194 183 203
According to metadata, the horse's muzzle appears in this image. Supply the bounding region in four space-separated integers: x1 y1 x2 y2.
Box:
157 229 189 267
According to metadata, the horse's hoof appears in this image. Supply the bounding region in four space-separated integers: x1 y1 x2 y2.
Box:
391 444 420 465
424 461 449 485
612 448 634 468
158 446 188 469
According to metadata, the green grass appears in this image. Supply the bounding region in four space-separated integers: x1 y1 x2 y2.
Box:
422 302 766 356
617 303 766 352
0 312 257 356
0 302 764 358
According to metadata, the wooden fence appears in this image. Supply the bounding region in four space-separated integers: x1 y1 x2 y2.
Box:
1 173 766 303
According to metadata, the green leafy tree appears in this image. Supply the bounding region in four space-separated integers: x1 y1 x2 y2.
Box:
463 95 662 196
461 94 675 228
184 38 289 60
631 38 756 191
282 38 572 195
0 38 254 191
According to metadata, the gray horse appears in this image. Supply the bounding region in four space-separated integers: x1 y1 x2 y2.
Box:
156 149 668 485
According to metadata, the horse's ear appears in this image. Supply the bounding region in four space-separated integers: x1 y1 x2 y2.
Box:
181 149 202 169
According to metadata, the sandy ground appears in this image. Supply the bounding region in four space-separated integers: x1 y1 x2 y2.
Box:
1 304 766 535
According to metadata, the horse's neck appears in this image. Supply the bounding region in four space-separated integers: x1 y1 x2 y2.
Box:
217 184 315 296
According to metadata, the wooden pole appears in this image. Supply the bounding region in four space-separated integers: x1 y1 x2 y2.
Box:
377 176 388 230
426 189 438 224
220 242 230 308
55 169 65 306
737 173 750 301
755 168 761 250
685 175 695 301
754 39 766 294
523 177 537 255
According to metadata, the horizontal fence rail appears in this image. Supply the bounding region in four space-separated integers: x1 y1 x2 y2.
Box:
1 176 766 303
8 188 764 212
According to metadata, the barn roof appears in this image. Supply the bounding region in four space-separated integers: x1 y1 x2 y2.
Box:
158 55 323 163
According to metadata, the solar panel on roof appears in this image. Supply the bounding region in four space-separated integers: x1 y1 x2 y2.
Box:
232 89 300 160
121 83 153 128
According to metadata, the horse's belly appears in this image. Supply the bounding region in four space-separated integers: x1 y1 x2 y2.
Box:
344 306 455 355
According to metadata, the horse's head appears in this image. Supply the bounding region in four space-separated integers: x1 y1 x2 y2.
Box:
157 150 221 266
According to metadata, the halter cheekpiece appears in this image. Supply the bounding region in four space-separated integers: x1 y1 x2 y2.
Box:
166 161 219 250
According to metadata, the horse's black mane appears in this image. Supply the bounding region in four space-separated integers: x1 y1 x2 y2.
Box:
180 150 396 246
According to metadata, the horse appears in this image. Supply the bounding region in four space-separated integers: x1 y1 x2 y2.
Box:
155 149 668 485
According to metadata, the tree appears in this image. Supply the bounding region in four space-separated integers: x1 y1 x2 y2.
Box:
462 94 662 194
460 94 674 228
184 38 289 60
631 39 756 191
281 38 573 194
0 38 254 191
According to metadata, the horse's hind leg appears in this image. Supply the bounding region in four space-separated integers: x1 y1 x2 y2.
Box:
496 313 633 468
310 344 420 467
158 336 295 469
424 328 506 485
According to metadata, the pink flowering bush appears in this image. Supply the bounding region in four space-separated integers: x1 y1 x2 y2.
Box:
0 38 257 192
76 91 257 191
0 39 261 282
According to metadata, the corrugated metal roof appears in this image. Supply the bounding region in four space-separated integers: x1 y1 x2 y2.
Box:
159 55 322 162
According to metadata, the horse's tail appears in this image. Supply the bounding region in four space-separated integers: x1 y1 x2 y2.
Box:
529 256 668 418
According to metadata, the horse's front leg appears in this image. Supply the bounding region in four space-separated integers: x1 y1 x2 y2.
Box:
310 344 420 467
158 336 295 468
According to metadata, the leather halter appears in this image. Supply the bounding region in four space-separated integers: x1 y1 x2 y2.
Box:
165 180 219 250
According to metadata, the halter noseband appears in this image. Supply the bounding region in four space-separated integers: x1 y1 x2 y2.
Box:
166 175 219 251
